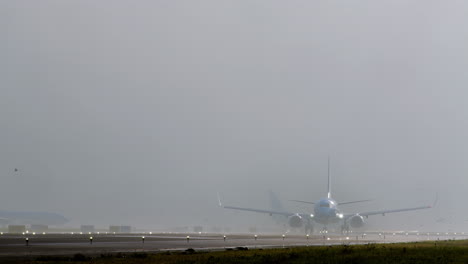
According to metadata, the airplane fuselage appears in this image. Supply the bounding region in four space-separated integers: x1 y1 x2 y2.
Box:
313 198 343 226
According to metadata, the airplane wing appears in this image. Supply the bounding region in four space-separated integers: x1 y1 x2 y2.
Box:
223 205 293 216
290 199 372 206
351 205 432 218
344 199 434 220
289 199 315 205
347 195 437 218
223 205 313 219
218 193 311 218
338 199 372 205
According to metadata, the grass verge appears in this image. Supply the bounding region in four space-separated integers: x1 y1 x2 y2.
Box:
24 240 468 264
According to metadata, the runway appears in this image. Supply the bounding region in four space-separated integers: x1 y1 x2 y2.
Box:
0 231 466 259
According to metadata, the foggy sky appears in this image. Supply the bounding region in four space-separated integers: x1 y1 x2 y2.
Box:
1 1 468 231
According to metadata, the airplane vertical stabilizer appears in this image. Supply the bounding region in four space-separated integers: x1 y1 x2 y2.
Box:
327 157 331 199
268 190 286 224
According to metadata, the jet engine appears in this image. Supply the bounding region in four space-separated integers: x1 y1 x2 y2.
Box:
288 214 303 228
348 214 365 228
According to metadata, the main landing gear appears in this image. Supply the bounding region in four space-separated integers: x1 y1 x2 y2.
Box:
341 224 350 234
304 218 314 234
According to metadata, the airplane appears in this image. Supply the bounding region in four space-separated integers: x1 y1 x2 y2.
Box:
0 210 69 227
218 159 434 234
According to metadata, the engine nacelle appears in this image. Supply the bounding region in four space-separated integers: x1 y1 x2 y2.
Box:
288 214 303 228
348 214 365 228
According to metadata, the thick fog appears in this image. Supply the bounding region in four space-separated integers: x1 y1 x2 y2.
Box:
1 1 468 231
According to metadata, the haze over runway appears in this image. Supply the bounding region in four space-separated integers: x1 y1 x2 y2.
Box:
2 1 468 233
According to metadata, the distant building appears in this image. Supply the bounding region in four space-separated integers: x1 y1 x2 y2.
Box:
109 225 132 233
80 225 95 233
8 225 26 234
30 224 48 232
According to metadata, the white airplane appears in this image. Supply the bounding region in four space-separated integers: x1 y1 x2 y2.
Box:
218 159 434 234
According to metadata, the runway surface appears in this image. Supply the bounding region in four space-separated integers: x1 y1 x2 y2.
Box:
0 231 466 258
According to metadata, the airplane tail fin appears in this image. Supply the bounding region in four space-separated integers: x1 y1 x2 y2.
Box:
217 192 223 207
327 157 331 199
432 193 439 208
268 190 285 211
268 190 286 224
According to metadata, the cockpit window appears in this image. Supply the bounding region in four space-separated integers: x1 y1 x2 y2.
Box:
320 203 330 208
